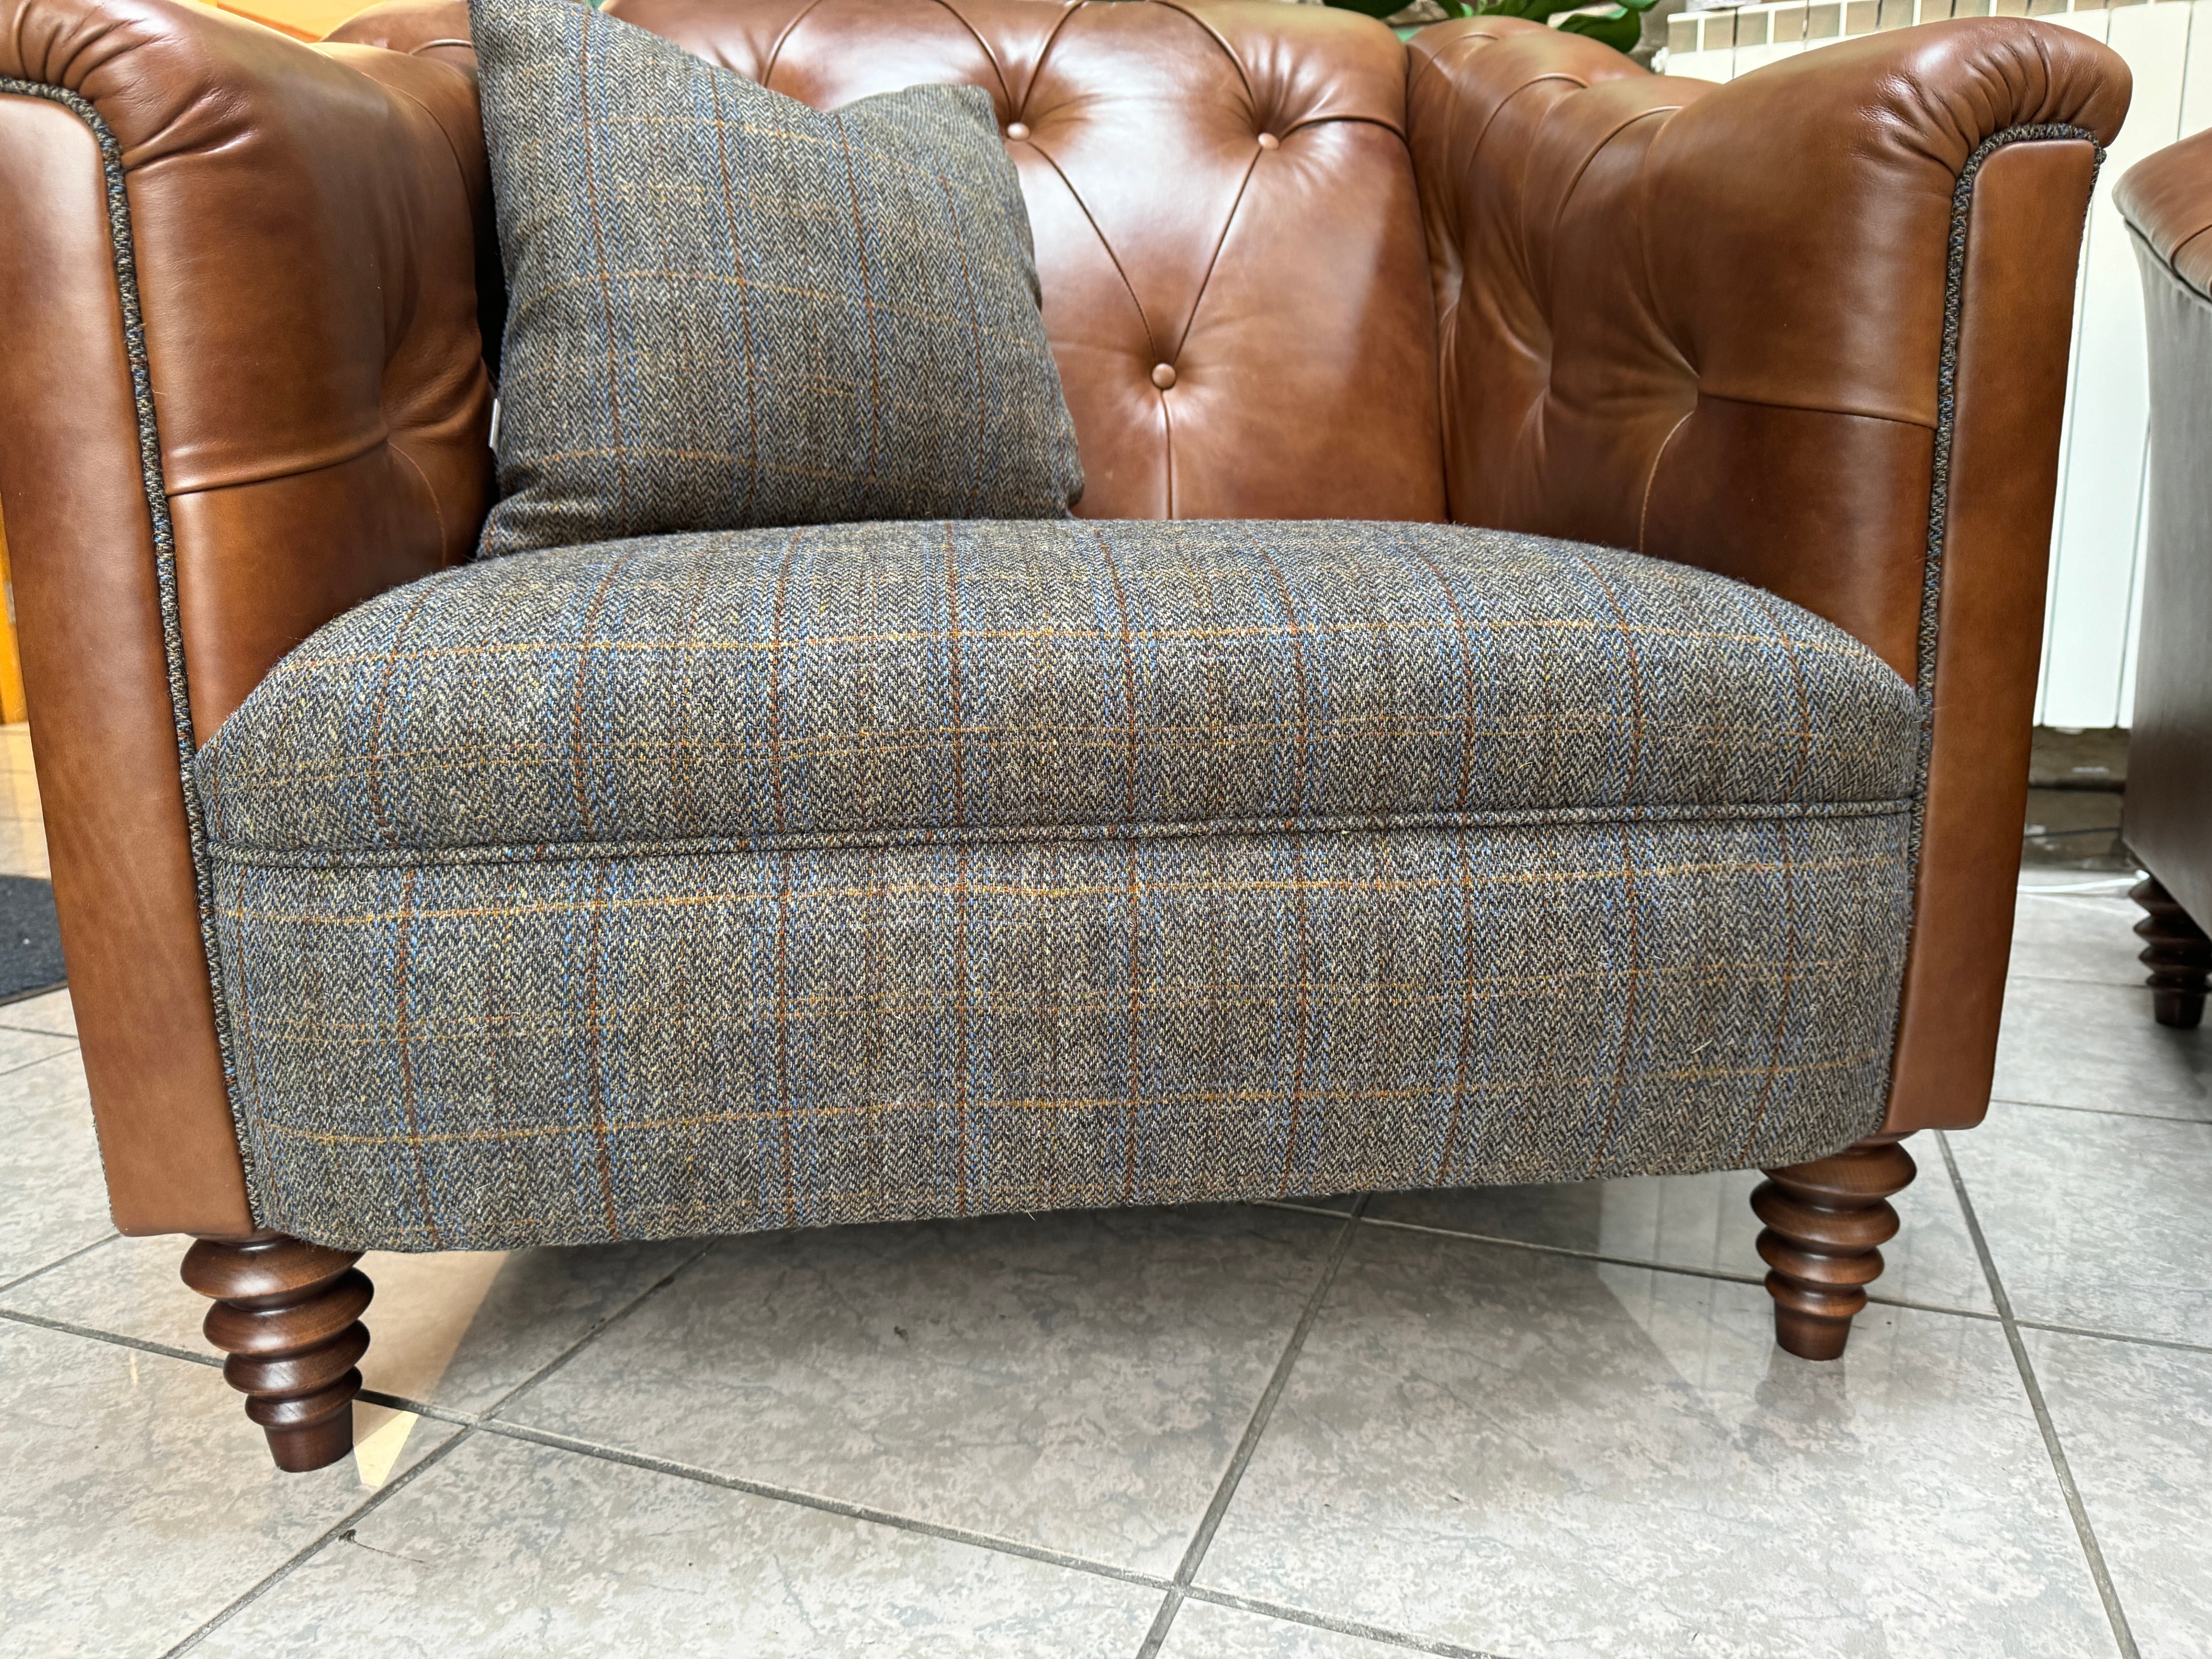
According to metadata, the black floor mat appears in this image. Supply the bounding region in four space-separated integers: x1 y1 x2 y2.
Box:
0 875 65 1002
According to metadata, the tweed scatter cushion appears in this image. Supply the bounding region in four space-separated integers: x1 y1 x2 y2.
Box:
471 0 1083 553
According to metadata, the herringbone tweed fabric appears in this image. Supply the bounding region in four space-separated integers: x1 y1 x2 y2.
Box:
471 0 1082 555
198 519 1922 1252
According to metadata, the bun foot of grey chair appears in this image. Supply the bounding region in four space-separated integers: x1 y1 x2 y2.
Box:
1752 1137 1916 1361
2132 876 2209 1029
181 1233 372 1472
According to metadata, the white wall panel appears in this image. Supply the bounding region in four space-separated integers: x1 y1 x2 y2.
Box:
2042 1 2188 726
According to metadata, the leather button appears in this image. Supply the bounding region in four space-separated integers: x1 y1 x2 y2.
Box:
1006 122 1030 140
1151 363 1177 390
1257 132 1280 151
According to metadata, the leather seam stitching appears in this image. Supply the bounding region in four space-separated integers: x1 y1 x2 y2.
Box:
1024 140 1160 356
166 432 399 498
1636 407 1693 555
919 0 1016 114
1692 387 1937 432
1169 146 1261 364
1149 0 1255 109
1015 0 1088 118
2125 218 2212 309
762 0 832 86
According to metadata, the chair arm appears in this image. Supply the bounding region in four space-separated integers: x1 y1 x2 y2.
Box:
1408 17 2128 1135
2118 125 2212 300
2116 133 2212 930
0 0 493 1233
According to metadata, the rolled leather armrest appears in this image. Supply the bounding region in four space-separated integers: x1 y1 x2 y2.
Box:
0 0 493 1233
2118 124 2212 299
1409 17 2128 1134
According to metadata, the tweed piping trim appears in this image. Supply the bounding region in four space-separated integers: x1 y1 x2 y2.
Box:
1920 122 2103 766
0 80 254 1181
1847 117 2104 1113
205 795 1918 871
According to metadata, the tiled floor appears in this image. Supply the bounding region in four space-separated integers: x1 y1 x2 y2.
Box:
1 720 2206 1656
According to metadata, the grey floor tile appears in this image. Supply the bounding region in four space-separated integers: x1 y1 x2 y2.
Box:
505 1202 1344 1577
0 1025 73 1075
1160 1598 1417 1658
1367 1149 1993 1315
1992 976 2208 1122
2025 1329 2212 1659
0 988 74 1039
2009 892 2151 988
193 1429 1161 1658
0 1052 113 1285
1202 1226 2112 1659
0 1319 455 1659
5 1233 706 1417
1949 1105 2212 1347
0 816 48 880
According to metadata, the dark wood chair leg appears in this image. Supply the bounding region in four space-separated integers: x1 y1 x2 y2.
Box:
1752 1136 1915 1361
2132 875 2209 1030
179 1233 371 1472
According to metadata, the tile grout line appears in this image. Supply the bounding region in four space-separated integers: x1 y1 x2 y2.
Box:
473 1237 721 1424
1278 1202 2001 1323
1133 1196 1370 1659
0 1230 118 1296
2012 1316 2212 1359
0 1040 79 1083
0 1238 1523 1657
160 1423 479 1658
21 1190 2193 1655
159 1237 725 1656
1180 1586 1510 1659
1937 1130 2140 1659
1988 1094 2212 1128
473 1415 1175 1594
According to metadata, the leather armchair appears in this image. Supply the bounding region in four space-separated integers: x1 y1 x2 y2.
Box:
2115 131 2212 1030
0 0 2126 1469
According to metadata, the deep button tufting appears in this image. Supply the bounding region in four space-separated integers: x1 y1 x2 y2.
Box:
601 0 1447 521
1257 131 1279 150
1151 363 1178 390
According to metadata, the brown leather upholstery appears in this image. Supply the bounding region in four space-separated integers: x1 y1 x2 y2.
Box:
603 0 1449 521
0 0 2127 1231
2119 125 2212 301
1407 18 2124 1132
2118 135 2212 934
1 0 494 1233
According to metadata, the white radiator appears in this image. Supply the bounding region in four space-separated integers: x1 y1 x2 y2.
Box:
1660 0 2200 728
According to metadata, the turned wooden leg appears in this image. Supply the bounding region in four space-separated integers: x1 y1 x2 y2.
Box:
180 1233 371 1472
1752 1136 1915 1361
2132 876 2209 1030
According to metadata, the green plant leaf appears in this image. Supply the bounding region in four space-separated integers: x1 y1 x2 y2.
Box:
1558 4 1644 48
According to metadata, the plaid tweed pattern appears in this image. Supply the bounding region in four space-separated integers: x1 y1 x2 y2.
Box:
199 520 1921 1251
199 520 1918 856
471 0 1082 555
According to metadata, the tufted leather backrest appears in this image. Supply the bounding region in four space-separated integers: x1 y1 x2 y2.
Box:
603 0 1447 522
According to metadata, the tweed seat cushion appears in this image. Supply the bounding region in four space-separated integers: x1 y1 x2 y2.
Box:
197 519 1923 1252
